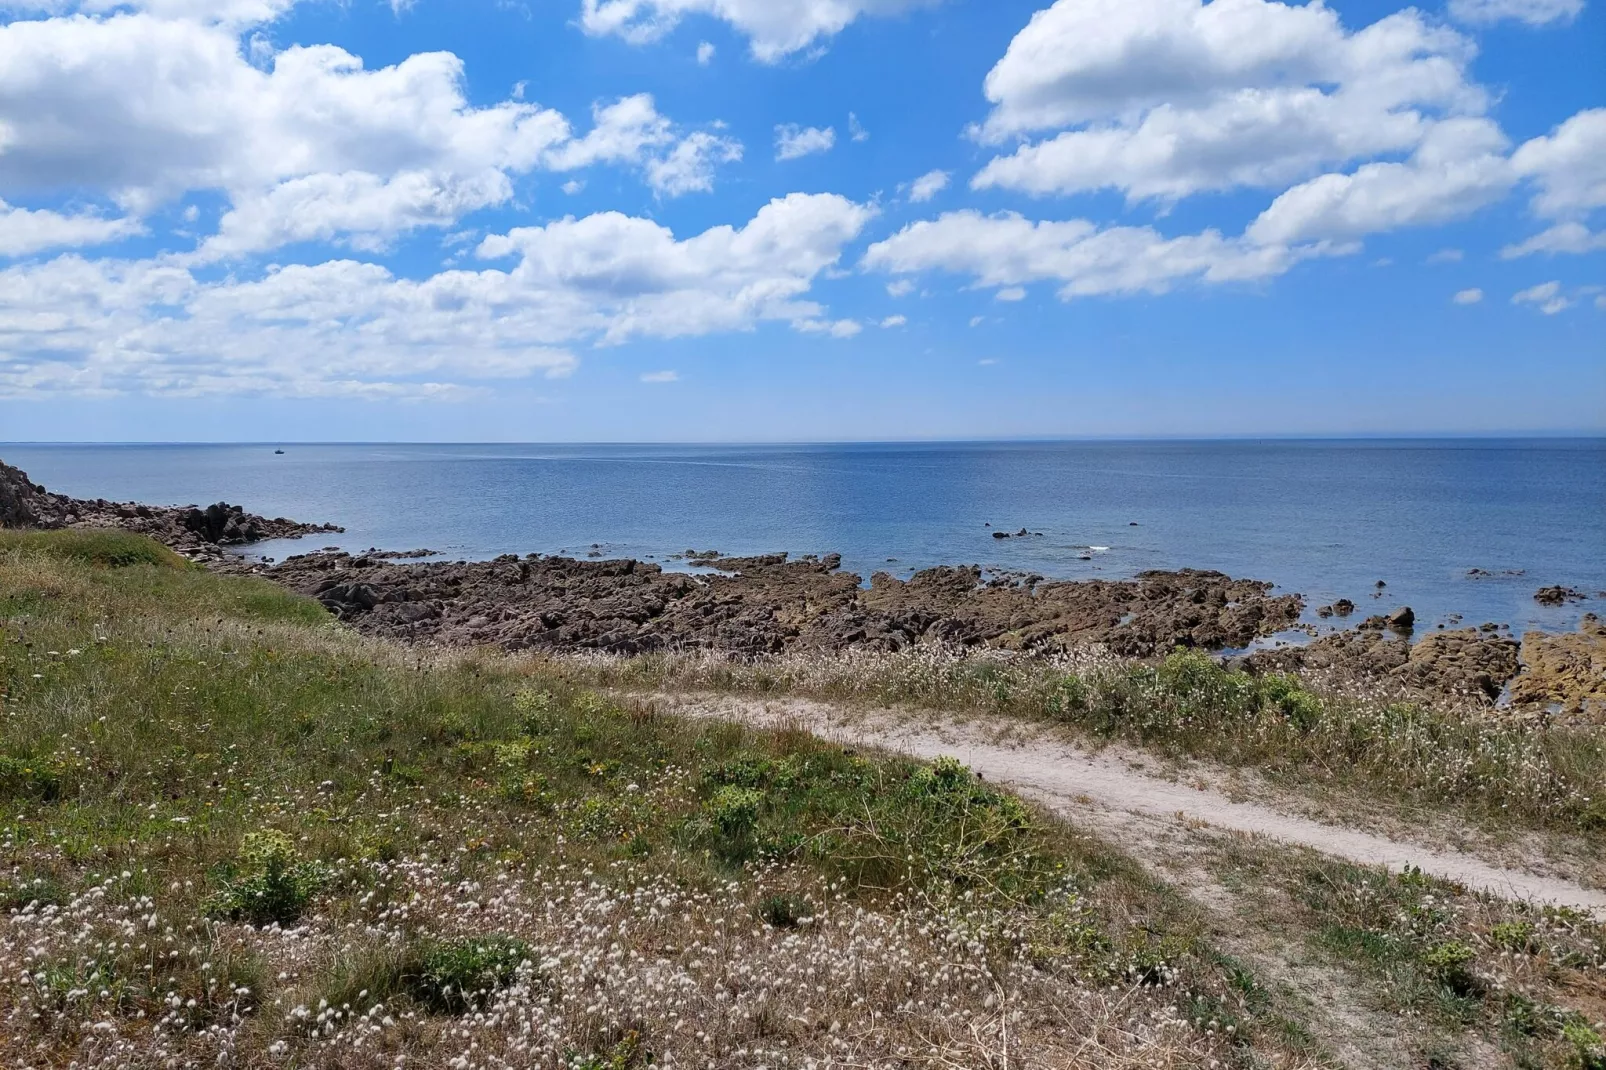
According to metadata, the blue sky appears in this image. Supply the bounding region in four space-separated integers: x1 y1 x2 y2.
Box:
0 0 1601 442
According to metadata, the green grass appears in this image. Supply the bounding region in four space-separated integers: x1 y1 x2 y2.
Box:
564 644 1606 834
0 528 190 570
1201 838 1606 1070
0 532 1302 1067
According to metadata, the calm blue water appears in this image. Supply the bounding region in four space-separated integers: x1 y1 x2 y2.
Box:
4 440 1603 636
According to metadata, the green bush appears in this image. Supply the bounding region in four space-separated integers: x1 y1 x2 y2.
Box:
1489 920 1537 954
408 936 532 1013
703 785 763 862
1422 940 1480 996
1563 1022 1606 1070
206 831 326 926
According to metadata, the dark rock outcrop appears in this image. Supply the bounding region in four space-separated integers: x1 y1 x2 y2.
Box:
267 552 1305 660
0 459 341 562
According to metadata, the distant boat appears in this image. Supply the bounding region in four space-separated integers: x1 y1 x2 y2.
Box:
274 449 285 455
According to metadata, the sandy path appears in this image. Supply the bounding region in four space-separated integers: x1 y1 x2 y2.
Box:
650 692 1606 916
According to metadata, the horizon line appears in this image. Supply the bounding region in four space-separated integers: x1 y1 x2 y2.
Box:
4 431 1606 448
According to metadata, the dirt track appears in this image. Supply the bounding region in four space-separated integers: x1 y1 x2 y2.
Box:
652 692 1606 916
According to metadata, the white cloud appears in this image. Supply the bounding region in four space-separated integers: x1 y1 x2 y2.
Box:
196 170 513 261
1502 222 1606 258
1512 280 1570 314
906 169 949 203
1447 0 1583 26
848 113 869 142
644 131 744 195
972 0 1484 204
696 40 715 64
886 279 914 297
0 194 873 398
977 357 997 365
968 315 984 327
577 0 942 62
1245 119 1513 246
977 0 1481 139
0 16 564 210
1452 287 1483 304
1 0 307 25
562 179 586 195
995 286 1025 301
1510 108 1606 220
865 210 1304 300
879 314 906 327
796 317 863 337
641 369 679 382
0 200 144 257
775 124 835 161
1427 248 1464 263
0 15 741 257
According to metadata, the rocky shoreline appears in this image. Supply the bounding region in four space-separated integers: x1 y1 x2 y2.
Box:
2 459 1601 722
0 459 342 566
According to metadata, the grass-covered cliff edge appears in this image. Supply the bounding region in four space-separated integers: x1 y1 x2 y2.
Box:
1 531 1603 1069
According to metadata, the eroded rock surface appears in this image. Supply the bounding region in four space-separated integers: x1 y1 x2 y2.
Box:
1510 615 1606 724
268 551 1305 659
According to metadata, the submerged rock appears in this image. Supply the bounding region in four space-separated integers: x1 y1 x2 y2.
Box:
1535 585 1587 606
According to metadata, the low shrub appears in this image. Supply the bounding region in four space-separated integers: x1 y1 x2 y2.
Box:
206 831 326 925
407 936 533 1014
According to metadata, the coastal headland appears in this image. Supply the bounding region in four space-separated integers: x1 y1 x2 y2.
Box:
1 457 1600 722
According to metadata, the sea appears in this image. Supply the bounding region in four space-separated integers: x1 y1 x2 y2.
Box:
4 439 1603 638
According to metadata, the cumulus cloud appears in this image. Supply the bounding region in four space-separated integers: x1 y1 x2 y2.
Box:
0 194 873 398
641 369 679 382
863 210 1305 299
0 200 145 257
879 314 906 327
696 40 715 64
196 170 513 261
0 15 741 258
1447 0 1584 26
1452 288 1483 304
905 170 949 203
1245 118 1514 246
578 0 942 62
971 0 1485 203
1510 108 1606 220
775 124 835 161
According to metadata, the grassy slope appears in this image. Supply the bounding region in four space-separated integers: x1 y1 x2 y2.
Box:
0 531 1600 1069
560 642 1606 837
